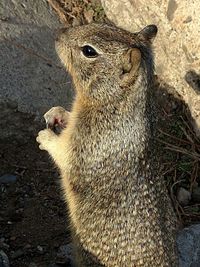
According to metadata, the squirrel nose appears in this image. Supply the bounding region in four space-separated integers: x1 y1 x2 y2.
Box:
55 27 70 41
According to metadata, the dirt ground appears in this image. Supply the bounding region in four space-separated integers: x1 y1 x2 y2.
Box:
1 1 200 267
0 112 71 267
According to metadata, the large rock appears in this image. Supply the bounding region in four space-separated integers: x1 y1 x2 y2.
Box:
101 0 200 135
0 0 72 116
177 224 200 267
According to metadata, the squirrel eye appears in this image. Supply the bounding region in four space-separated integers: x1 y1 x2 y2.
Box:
81 45 98 58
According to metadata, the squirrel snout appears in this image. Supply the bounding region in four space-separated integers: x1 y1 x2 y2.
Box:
55 27 69 42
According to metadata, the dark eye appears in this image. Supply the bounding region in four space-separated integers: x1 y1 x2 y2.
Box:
81 45 98 58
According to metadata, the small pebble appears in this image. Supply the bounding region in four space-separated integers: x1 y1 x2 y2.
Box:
56 243 73 265
177 187 191 206
11 249 24 259
37 245 43 253
0 241 9 250
0 174 17 184
24 244 31 250
0 250 10 267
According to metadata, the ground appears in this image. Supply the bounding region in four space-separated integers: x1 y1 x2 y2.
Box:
0 1 200 267
0 111 71 267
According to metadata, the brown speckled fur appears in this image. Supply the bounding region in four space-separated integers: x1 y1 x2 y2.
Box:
36 23 178 266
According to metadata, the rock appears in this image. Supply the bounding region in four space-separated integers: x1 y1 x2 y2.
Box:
0 250 9 267
0 0 73 118
29 263 37 267
192 187 200 203
101 0 200 136
0 239 9 250
177 224 200 267
177 187 191 206
37 245 44 254
0 174 17 184
58 244 73 256
24 244 31 250
11 249 24 259
56 243 74 266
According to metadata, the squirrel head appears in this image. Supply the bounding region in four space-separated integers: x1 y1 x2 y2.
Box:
55 23 157 104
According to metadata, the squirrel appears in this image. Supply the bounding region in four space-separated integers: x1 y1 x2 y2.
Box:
36 23 178 266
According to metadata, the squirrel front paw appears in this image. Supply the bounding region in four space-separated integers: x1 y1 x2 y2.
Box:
44 106 70 134
36 129 57 152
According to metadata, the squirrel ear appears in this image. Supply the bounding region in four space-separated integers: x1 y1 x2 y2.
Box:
120 48 141 87
137 25 158 43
